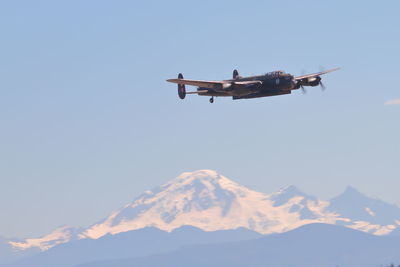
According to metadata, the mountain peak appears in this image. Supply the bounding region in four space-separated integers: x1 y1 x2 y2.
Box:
178 169 220 179
169 169 229 187
329 186 369 205
277 185 305 195
342 186 363 196
270 185 315 207
153 169 250 202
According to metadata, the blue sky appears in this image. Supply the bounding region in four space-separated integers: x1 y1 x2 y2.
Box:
0 0 399 238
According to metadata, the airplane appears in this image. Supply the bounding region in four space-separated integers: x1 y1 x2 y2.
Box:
166 68 340 103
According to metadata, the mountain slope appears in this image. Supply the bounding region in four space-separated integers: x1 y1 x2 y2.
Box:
9 226 80 252
0 237 40 266
78 223 400 267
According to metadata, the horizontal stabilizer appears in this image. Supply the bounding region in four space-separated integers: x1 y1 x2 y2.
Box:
167 78 225 89
186 90 209 94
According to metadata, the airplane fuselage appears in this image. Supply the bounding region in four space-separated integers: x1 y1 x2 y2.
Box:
197 71 297 99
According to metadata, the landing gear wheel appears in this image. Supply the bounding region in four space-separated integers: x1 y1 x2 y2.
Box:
209 97 214 103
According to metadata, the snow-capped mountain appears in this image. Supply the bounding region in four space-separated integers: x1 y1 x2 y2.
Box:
7 170 400 252
80 170 338 239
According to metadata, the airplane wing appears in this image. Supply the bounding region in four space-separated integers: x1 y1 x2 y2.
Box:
234 81 263 86
166 79 262 89
294 68 340 80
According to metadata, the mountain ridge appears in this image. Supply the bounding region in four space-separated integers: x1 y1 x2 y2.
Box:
5 226 262 267
76 223 400 267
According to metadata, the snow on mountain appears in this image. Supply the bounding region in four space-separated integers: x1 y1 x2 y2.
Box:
8 226 80 251
80 170 339 239
8 170 400 252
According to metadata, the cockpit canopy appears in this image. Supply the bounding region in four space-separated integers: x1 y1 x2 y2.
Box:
273 70 285 74
266 70 290 77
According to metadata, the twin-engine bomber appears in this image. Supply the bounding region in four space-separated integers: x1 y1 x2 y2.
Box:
167 68 340 103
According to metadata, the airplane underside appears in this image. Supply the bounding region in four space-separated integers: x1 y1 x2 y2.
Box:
197 87 292 100
232 90 291 100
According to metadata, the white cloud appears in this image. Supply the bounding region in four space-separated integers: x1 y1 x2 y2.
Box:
384 99 400 105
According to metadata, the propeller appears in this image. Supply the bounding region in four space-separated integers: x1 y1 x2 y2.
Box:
301 85 306 94
318 67 327 91
320 81 326 91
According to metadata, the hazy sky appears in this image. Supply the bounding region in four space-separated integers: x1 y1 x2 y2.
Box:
0 0 399 238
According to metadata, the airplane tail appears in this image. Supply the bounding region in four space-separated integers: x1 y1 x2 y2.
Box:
177 73 186 99
233 69 239 79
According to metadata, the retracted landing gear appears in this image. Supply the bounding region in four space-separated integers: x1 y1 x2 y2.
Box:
209 97 214 103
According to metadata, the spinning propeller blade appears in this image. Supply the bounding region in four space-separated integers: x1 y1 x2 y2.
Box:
320 81 326 91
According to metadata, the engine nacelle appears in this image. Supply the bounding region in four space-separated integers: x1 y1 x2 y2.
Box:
301 76 321 87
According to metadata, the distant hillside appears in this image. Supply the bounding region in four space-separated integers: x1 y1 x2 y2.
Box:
5 226 260 267
78 223 400 267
